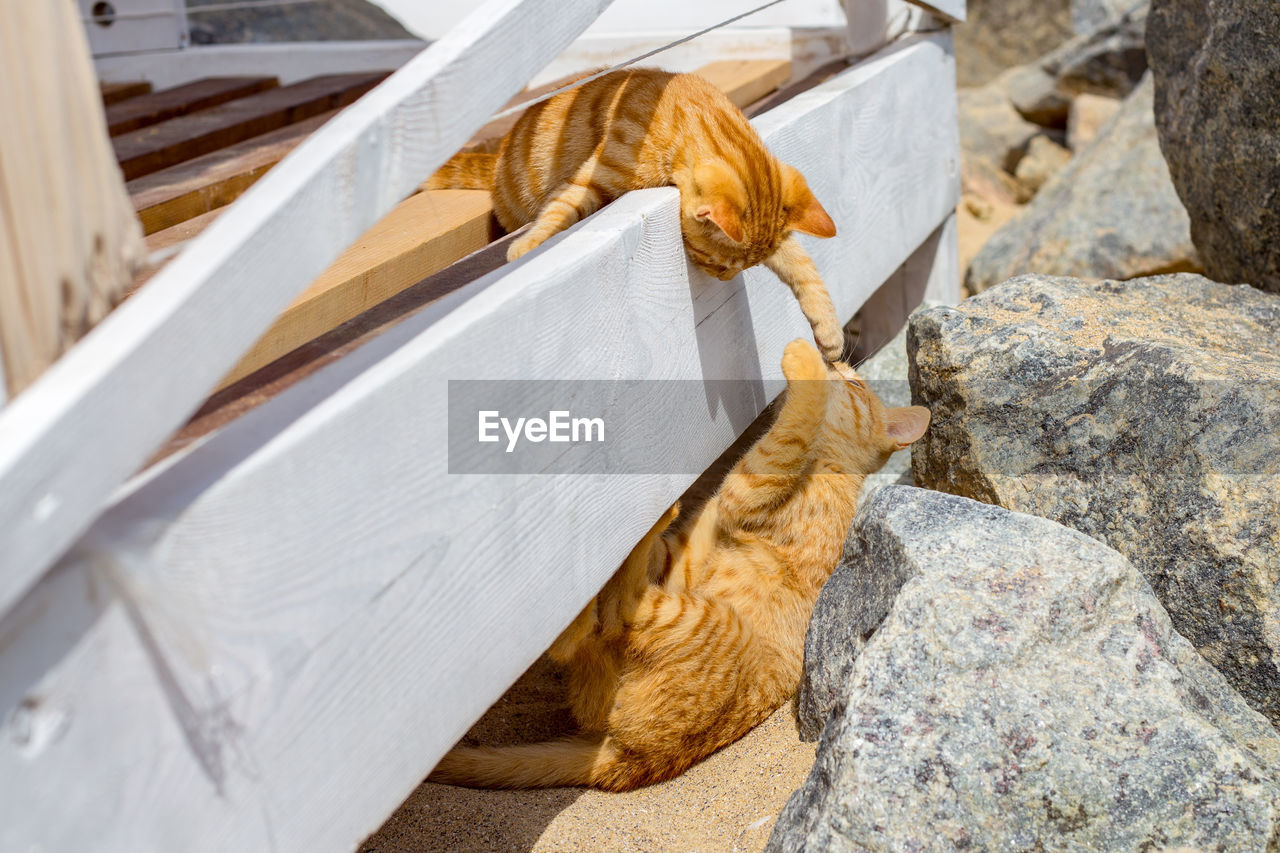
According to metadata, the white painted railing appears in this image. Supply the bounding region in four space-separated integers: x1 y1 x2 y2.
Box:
0 2 962 850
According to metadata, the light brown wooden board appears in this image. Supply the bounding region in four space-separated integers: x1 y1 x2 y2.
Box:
218 189 497 387
112 72 388 180
128 109 337 235
100 80 151 105
105 76 278 136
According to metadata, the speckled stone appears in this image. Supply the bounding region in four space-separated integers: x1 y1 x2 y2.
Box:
909 273 1280 727
771 486 1280 853
1148 0 1280 292
966 75 1197 293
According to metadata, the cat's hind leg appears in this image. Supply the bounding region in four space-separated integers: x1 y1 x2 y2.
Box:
764 235 845 361
507 153 606 261
597 502 679 633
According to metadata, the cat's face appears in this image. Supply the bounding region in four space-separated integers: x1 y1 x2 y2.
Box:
826 359 931 471
680 161 836 281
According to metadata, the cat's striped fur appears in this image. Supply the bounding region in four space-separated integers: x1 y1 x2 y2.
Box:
428 339 931 791
428 68 847 360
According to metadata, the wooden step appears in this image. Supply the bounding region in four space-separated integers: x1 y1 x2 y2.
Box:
112 71 388 180
100 80 151 105
128 110 338 235
106 76 279 136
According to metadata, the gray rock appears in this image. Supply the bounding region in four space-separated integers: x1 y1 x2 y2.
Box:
966 75 1197 293
1050 0 1148 98
953 0 1075 88
1002 64 1072 128
1148 0 1280 292
958 83 1041 204
186 0 412 44
1013 133 1072 202
771 486 1280 853
909 273 1280 727
1071 0 1139 30
1066 91 1122 152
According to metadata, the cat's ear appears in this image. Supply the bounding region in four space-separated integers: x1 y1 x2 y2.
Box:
695 199 745 243
884 406 931 449
781 164 837 239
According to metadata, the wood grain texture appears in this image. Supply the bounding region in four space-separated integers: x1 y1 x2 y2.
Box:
105 76 279 136
100 80 152 105
0 0 145 395
220 189 496 388
0 0 617 626
127 110 338 235
112 72 388 180
694 59 792 107
0 33 960 853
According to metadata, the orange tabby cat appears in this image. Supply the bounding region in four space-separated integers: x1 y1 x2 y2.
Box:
428 68 847 360
427 339 930 791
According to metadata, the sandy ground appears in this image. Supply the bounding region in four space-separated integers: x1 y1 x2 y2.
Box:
362 654 816 853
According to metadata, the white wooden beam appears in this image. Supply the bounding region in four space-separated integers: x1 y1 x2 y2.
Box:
0 33 958 853
0 0 618 620
901 0 965 22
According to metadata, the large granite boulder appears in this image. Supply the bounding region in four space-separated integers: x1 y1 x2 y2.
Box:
953 0 1075 88
909 274 1280 727
966 75 1196 292
1148 0 1280 293
772 487 1280 852
1000 0 1148 127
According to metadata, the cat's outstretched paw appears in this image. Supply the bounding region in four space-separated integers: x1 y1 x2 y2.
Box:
507 233 544 262
813 322 845 362
782 338 826 382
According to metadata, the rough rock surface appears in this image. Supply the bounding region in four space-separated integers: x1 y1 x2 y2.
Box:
772 487 1280 853
1148 0 1280 292
966 75 1196 292
186 0 411 43
1050 0 1148 98
909 274 1280 726
1013 134 1072 202
1066 91 1121 151
953 0 1075 87
958 83 1040 203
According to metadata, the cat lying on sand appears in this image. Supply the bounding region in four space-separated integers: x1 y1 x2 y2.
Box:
429 68 847 361
428 339 930 791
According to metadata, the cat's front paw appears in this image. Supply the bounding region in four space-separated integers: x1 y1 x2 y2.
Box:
782 338 826 382
507 233 543 262
814 322 845 362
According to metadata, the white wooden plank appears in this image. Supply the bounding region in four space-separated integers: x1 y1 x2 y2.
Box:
0 33 958 853
0 0 618 620
530 26 848 88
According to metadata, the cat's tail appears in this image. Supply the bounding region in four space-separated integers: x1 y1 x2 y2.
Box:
428 733 642 791
426 151 496 190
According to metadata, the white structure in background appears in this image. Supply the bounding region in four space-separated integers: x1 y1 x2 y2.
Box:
78 0 187 54
370 0 848 40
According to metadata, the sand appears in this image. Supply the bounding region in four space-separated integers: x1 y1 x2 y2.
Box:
362 653 817 853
